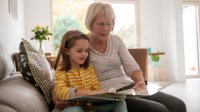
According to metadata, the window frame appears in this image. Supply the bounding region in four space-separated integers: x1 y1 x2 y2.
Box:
183 0 200 77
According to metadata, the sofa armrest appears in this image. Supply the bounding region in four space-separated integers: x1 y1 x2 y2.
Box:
128 48 148 85
0 75 49 112
11 53 19 72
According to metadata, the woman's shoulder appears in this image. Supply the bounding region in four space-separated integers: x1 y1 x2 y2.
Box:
110 34 120 39
110 34 123 42
110 34 124 46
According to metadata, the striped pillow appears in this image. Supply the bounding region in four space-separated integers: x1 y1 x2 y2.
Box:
18 38 54 110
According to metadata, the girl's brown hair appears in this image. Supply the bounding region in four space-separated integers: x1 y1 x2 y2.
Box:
54 30 90 71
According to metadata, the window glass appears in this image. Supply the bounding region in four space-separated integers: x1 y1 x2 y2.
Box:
52 0 138 55
183 3 200 76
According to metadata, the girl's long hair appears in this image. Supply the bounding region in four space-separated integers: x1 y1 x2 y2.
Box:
54 30 90 71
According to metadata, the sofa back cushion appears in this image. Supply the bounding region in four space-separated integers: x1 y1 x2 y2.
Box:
0 42 14 81
18 39 53 110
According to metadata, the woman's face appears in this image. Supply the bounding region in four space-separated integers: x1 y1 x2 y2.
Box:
91 16 113 42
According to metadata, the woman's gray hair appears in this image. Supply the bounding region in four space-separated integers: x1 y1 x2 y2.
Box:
85 2 116 31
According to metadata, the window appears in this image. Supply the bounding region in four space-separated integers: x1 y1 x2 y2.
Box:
183 1 200 76
52 0 140 55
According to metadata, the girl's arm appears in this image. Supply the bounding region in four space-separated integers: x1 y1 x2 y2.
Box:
76 64 106 96
76 89 106 96
54 69 72 101
52 84 76 109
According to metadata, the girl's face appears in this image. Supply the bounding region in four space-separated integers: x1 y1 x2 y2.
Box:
66 39 89 69
91 16 113 42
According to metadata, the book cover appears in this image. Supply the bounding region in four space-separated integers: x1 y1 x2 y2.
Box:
61 93 126 103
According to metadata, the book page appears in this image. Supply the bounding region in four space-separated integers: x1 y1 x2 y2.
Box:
118 86 158 96
62 86 158 103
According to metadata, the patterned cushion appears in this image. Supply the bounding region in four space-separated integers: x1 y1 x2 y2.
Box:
18 39 53 110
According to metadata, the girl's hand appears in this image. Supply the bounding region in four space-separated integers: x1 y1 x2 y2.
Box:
133 81 146 91
52 87 75 109
76 89 106 96
89 90 106 95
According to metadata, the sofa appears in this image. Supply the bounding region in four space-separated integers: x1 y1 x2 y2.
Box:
0 42 148 112
0 43 50 112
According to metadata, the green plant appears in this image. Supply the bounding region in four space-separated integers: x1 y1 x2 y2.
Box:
31 25 52 43
151 55 160 62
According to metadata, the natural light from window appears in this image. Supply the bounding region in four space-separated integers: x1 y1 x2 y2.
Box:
52 0 138 55
183 4 199 76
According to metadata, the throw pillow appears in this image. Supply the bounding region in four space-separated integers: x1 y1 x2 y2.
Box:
18 39 53 110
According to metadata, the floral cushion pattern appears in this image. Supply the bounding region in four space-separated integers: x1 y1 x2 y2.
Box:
18 39 53 109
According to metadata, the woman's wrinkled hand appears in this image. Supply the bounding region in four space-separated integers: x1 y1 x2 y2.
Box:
133 81 146 91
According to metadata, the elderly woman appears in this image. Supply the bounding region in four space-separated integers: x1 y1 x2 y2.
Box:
85 2 186 112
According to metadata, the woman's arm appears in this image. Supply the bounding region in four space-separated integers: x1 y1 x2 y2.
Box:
130 70 145 91
116 36 145 90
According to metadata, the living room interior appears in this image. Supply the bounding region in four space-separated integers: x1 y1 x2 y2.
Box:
0 0 200 112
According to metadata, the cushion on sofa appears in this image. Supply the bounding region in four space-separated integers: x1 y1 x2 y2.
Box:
0 42 14 81
18 39 53 110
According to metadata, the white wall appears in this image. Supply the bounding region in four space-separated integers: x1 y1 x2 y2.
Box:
0 0 24 54
140 0 186 82
24 0 52 53
140 0 163 51
162 0 186 82
0 0 52 54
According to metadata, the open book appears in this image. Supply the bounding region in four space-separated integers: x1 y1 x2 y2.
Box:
62 93 126 103
62 87 158 103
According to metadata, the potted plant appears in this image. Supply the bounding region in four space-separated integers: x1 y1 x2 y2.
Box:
31 25 52 55
151 55 160 67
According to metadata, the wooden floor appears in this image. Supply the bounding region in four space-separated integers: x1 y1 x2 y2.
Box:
160 78 200 112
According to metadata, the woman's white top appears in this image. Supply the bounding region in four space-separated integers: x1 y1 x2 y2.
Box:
90 34 141 90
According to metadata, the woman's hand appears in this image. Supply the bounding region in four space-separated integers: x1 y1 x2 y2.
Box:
131 70 146 91
133 81 146 91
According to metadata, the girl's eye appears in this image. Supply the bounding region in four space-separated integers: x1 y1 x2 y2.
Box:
77 50 82 52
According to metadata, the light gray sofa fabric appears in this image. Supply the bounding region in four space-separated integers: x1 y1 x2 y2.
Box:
0 75 49 112
0 43 14 81
0 43 49 112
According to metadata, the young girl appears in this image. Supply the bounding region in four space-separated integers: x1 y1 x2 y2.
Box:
52 30 128 112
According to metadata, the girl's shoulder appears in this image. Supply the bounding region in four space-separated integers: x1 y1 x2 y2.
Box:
55 67 65 74
87 63 94 69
